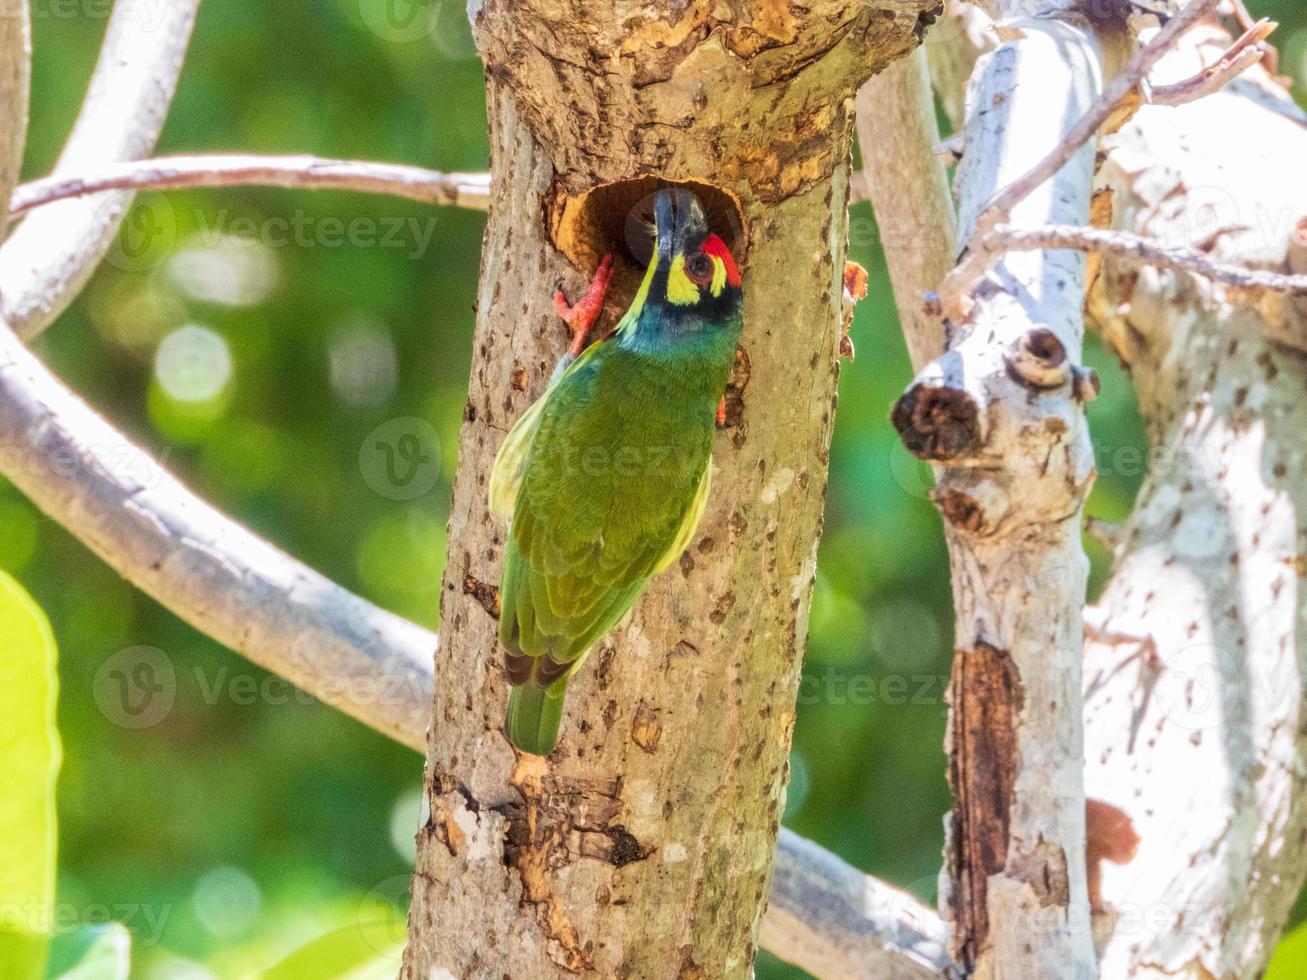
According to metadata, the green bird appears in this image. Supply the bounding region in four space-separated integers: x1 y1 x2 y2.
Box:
488 187 744 755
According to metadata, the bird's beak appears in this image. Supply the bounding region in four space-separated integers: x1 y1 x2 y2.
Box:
654 187 708 266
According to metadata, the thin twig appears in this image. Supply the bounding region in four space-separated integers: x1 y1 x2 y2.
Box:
940 0 1224 319
1228 0 1286 82
993 223 1307 296
9 154 493 219
982 0 1219 222
1149 18 1274 106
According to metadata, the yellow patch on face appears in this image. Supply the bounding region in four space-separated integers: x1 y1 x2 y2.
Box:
666 254 700 306
614 239 660 337
709 255 727 297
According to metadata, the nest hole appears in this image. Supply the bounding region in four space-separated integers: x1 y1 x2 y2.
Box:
547 176 747 313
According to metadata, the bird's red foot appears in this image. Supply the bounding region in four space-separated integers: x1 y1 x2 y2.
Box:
716 396 727 426
555 254 614 357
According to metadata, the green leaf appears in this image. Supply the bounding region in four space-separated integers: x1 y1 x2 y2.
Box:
43 924 130 980
1268 919 1307 979
262 919 405 980
0 570 61 980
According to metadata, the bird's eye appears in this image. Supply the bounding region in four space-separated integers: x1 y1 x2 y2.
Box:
685 253 714 286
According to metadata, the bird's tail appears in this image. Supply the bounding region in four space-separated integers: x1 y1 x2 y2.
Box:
505 682 567 756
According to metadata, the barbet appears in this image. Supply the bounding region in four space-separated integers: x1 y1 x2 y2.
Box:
488 187 743 755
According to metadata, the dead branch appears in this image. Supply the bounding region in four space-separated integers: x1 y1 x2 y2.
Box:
1148 17 1273 104
890 8 1105 974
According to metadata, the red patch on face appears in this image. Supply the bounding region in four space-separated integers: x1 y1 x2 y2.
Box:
702 234 741 288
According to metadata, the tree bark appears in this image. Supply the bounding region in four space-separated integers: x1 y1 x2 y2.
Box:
855 48 957 372
0 0 29 231
403 2 935 976
1084 24 1307 977
890 6 1107 977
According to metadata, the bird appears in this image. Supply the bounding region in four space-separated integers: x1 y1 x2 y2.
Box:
488 187 743 756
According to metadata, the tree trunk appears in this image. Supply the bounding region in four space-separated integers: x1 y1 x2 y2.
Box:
890 6 1106 976
402 2 935 977
1084 24 1307 977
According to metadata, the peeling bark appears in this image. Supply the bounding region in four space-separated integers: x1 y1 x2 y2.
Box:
403 2 935 977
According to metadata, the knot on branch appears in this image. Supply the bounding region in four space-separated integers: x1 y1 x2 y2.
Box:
891 383 981 461
932 480 1010 537
1004 328 1100 401
1005 327 1069 390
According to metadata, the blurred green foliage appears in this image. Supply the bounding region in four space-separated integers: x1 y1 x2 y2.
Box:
1 2 1304 977
0 570 60 978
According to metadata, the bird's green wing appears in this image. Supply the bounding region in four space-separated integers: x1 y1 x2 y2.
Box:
488 393 546 522
488 343 607 522
499 348 714 671
653 460 711 573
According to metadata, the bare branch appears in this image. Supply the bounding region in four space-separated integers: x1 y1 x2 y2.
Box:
1228 0 1288 83
9 155 493 218
0 0 199 341
765 830 952 980
0 318 435 749
940 0 1223 320
984 0 1219 219
892 13 1104 975
993 223 1307 298
1148 17 1273 105
0 0 30 230
856 49 957 371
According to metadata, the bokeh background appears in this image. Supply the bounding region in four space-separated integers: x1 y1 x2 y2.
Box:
3 1 1306 976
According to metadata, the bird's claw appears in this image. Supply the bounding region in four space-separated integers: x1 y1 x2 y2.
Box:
555 254 614 357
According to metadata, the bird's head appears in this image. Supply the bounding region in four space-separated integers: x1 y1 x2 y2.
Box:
642 187 741 316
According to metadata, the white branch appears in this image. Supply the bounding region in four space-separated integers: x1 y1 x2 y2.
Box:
1083 23 1307 976
0 319 435 749
8 155 493 218
765 830 952 980
892 10 1105 975
0 0 200 341
939 0 1222 320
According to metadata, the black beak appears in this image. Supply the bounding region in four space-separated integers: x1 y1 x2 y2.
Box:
654 187 708 265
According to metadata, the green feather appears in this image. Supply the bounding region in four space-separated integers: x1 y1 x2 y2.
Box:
491 190 743 755
505 683 566 757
